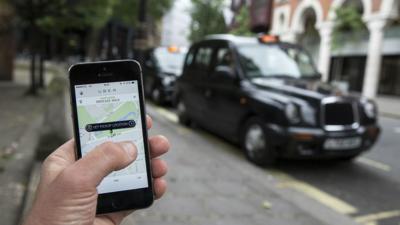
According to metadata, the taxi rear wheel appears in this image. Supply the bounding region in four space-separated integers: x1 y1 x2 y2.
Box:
151 87 163 105
177 98 190 126
241 117 276 166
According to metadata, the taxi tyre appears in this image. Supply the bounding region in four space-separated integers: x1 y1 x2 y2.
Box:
177 97 191 126
151 86 163 105
241 117 277 166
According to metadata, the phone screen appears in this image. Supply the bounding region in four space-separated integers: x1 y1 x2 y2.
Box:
74 80 148 194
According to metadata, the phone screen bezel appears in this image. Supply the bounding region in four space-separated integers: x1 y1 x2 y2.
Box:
69 60 154 214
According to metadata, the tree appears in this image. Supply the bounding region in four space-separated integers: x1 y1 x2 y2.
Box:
230 5 252 36
5 0 173 93
112 0 172 27
189 0 226 42
332 5 366 49
0 1 15 81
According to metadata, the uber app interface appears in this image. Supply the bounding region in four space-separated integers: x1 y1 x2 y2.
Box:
74 81 148 194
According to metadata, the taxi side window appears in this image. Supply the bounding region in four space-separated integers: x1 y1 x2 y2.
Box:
193 47 213 71
185 48 196 68
215 48 233 68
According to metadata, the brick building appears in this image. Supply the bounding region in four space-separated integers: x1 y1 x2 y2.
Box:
270 0 400 99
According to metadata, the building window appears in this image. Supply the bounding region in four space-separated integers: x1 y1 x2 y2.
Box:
379 56 400 96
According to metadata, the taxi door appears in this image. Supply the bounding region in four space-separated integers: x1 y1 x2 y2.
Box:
179 43 214 124
204 42 244 141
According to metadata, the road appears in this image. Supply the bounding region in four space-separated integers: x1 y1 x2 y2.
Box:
142 103 400 225
274 116 400 225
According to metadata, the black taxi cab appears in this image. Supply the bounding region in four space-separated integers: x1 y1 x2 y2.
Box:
143 46 187 104
175 34 380 166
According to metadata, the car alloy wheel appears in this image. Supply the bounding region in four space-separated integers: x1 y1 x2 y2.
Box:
242 117 276 166
245 124 266 158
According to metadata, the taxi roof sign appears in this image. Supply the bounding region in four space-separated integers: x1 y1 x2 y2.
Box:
168 45 179 53
258 34 279 43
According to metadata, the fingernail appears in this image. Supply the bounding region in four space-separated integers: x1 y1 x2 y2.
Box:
121 142 136 159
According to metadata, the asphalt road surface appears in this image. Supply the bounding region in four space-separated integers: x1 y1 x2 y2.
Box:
142 103 400 225
274 116 400 225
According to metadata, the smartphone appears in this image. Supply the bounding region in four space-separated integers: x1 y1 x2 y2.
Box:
69 60 153 214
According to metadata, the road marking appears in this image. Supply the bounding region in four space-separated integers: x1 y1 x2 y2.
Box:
356 157 391 172
154 106 178 123
355 210 400 224
270 169 358 215
149 104 192 135
364 222 378 225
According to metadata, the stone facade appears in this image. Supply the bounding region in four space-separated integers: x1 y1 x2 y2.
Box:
270 0 399 99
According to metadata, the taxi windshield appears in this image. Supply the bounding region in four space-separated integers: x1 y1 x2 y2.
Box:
154 48 186 75
237 44 318 79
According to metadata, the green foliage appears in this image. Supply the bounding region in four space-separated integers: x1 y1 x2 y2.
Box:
10 0 173 36
230 5 252 36
189 0 227 42
112 0 172 27
334 6 364 32
332 6 366 48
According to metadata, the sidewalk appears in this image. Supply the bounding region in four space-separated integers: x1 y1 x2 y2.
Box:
376 95 400 119
0 61 69 225
0 82 47 225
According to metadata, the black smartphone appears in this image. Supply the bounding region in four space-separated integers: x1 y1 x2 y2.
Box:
69 60 153 214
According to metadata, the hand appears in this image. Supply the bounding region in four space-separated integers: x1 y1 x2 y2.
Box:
23 115 169 225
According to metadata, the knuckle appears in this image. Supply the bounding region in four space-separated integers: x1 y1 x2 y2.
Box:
100 142 126 163
42 155 55 169
42 153 64 171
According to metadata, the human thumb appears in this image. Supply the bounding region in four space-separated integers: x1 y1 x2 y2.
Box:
66 142 137 186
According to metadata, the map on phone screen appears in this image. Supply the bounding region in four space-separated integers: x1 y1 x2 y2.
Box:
74 81 148 194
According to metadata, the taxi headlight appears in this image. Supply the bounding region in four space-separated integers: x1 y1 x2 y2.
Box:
285 103 301 124
363 101 377 118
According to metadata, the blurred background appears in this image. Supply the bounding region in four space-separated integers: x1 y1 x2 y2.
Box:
0 0 399 225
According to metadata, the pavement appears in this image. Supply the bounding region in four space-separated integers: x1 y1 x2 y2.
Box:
0 61 69 225
0 82 47 225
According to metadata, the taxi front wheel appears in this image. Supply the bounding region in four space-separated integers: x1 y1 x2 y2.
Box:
241 117 277 166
